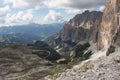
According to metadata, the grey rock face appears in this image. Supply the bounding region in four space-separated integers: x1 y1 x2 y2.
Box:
60 11 102 43
50 11 103 54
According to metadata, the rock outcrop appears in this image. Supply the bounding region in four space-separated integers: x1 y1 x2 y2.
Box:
98 0 120 49
60 10 102 43
49 11 103 54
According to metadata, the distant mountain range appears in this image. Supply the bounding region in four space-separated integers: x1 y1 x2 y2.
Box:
0 23 65 46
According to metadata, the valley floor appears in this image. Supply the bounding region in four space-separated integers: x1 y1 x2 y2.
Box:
0 44 78 80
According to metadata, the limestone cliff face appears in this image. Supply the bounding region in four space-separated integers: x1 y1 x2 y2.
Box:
50 11 103 53
60 11 102 43
98 0 120 49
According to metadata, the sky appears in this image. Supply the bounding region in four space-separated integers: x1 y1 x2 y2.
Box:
0 0 108 27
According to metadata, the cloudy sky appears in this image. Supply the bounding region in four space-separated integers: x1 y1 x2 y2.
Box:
0 0 108 26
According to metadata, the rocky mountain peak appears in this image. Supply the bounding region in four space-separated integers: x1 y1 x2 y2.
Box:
48 11 103 54
68 10 102 29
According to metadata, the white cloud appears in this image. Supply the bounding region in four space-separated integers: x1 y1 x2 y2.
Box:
4 0 108 10
35 6 41 10
34 5 44 10
4 0 43 9
65 8 84 14
44 0 67 9
0 5 10 15
44 0 108 9
0 9 34 26
43 10 64 24
0 0 108 26
44 0 108 14
99 6 105 11
4 0 29 9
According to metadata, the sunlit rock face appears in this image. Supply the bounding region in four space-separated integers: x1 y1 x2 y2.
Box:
98 0 120 49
